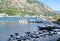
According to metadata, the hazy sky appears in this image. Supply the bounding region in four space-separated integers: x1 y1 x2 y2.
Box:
38 0 60 11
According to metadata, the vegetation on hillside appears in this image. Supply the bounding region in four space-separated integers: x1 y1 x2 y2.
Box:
0 0 60 20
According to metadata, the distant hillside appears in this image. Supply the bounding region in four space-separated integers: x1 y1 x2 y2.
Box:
0 0 59 19
55 10 60 14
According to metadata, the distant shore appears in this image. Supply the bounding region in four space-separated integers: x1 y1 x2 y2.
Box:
0 16 41 17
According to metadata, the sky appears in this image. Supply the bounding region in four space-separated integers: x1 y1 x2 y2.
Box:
38 0 60 11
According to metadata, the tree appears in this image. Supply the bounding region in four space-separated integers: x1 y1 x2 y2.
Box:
57 19 60 21
57 38 60 41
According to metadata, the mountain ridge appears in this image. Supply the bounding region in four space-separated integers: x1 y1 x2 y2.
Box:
55 10 60 14
0 0 59 20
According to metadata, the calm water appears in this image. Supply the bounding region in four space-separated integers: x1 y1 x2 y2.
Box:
0 17 60 41
0 17 43 21
0 21 38 41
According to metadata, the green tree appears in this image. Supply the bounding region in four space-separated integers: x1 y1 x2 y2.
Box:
57 38 60 41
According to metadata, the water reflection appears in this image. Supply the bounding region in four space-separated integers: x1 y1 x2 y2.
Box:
0 21 38 41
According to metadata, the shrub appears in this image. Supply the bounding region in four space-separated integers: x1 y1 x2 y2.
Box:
57 38 60 41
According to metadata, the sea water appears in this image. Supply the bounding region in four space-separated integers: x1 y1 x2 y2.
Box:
0 22 39 41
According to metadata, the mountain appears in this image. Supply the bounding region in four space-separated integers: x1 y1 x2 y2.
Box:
55 10 60 14
0 0 59 19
